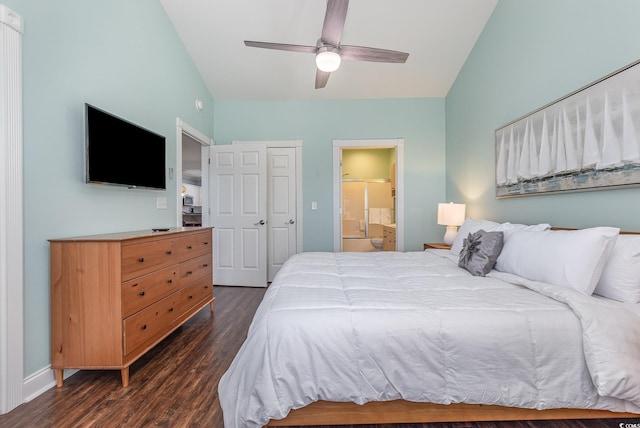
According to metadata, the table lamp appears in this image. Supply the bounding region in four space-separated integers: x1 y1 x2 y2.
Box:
437 202 466 246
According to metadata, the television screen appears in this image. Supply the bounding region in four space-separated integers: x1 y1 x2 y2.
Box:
85 104 166 190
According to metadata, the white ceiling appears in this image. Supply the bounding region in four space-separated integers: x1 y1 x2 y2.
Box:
159 0 498 101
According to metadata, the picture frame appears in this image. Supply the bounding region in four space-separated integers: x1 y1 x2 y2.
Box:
495 59 640 198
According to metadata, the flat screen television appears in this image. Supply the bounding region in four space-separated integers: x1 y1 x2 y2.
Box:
85 104 166 190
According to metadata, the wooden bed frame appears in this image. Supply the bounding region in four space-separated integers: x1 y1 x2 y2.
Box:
266 228 640 426
267 400 638 426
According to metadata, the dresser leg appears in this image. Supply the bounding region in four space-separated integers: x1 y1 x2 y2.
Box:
55 369 64 388
121 367 129 387
210 297 215 312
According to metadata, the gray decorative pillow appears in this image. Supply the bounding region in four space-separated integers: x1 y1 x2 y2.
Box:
458 230 504 277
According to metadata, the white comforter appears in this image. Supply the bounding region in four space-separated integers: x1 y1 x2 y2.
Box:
218 251 640 428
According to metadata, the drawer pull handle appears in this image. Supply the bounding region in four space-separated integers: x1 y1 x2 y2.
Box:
187 245 193 250
141 324 147 330
187 271 193 275
139 291 145 296
169 307 174 312
167 279 173 284
138 257 144 263
203 263 209 267
166 250 172 255
188 295 193 299
204 241 209 245
204 285 209 289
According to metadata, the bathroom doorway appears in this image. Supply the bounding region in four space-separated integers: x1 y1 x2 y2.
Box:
333 139 404 252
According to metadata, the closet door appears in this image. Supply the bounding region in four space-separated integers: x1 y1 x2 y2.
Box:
267 147 297 282
210 144 267 287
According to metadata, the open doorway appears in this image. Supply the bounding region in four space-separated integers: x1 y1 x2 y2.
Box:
333 139 404 252
342 148 395 252
181 134 203 226
175 119 212 228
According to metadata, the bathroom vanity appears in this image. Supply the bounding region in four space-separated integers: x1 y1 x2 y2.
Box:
382 224 396 251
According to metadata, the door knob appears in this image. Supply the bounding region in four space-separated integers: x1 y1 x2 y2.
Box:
285 219 295 224
254 219 265 226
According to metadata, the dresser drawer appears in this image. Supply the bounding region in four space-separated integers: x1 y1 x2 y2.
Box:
178 276 213 315
121 266 179 318
179 253 212 286
121 239 177 281
175 230 211 261
123 292 180 356
383 227 396 243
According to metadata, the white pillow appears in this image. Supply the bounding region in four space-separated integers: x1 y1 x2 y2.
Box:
450 218 550 256
495 227 620 294
497 222 551 241
593 234 640 303
450 218 499 256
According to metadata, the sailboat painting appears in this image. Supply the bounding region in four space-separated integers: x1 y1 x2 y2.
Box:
496 59 640 197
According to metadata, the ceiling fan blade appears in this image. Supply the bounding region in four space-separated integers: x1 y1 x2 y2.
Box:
315 69 331 89
321 0 349 46
244 41 317 54
340 45 409 63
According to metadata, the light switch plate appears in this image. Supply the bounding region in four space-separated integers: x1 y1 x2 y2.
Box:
156 197 167 209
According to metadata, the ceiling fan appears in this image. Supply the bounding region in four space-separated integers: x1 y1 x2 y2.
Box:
244 0 409 89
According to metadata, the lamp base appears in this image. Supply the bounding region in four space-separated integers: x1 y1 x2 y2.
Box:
442 226 458 246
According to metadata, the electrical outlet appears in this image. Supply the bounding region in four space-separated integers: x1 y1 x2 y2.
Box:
311 202 317 210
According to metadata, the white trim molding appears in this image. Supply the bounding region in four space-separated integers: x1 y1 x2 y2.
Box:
0 4 24 414
332 139 405 252
177 118 213 145
23 367 77 404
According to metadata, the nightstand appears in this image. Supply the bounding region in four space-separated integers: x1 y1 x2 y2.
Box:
423 242 451 250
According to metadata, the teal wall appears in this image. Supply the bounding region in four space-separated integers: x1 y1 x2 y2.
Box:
342 148 394 179
446 0 640 229
213 99 446 252
3 0 213 376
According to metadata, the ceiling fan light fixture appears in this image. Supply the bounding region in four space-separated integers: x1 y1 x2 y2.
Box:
315 46 341 72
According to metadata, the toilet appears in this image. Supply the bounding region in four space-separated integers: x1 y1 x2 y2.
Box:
371 238 383 250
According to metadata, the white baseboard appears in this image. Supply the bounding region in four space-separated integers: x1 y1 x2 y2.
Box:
22 366 78 403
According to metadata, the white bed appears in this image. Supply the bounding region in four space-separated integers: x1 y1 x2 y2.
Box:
219 229 640 427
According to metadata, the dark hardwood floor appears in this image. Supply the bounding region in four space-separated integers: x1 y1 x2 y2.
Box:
0 285 636 428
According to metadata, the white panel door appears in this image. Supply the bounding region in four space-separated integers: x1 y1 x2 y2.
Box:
267 147 297 282
210 144 267 287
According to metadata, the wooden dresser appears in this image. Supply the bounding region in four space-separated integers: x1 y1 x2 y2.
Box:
49 227 214 387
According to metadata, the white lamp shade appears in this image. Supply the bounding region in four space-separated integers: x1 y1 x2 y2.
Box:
437 202 466 246
316 48 341 72
437 202 466 227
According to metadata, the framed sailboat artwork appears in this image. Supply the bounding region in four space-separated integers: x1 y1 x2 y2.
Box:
495 59 640 198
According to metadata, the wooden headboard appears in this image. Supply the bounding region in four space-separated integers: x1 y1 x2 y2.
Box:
551 227 640 234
